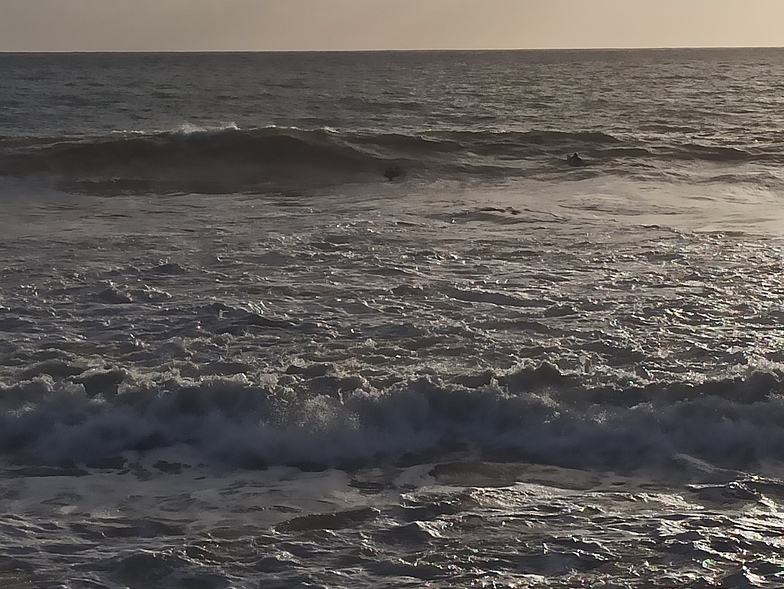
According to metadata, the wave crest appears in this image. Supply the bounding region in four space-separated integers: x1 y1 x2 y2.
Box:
2 367 783 473
0 126 779 194
0 126 396 194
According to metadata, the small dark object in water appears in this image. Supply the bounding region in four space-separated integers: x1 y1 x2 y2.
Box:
567 153 583 167
384 165 403 181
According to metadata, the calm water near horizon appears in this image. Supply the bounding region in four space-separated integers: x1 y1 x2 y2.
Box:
1 48 784 588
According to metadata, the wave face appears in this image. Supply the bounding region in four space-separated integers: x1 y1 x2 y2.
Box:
2 126 782 194
0 127 397 194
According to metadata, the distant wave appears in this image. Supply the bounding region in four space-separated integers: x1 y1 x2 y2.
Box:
1 365 782 473
0 126 398 194
0 126 780 195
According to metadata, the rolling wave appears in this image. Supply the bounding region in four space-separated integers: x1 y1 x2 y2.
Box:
1 365 782 474
0 127 397 194
0 125 779 194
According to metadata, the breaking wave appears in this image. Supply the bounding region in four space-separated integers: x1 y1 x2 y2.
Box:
1 126 779 195
2 365 783 474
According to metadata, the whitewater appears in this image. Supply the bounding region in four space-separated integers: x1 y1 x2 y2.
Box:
1 49 784 588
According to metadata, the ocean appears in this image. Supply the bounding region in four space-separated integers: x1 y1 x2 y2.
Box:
1 48 784 588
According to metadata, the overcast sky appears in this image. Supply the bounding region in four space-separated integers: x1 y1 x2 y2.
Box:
1 0 783 52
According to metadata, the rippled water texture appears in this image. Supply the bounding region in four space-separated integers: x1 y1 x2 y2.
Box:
1 49 784 587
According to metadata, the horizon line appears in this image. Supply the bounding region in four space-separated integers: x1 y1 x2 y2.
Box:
2 45 783 55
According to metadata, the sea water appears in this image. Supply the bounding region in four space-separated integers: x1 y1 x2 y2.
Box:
1 49 784 588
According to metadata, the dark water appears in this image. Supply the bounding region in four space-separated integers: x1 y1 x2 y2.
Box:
1 49 784 588
3 49 784 193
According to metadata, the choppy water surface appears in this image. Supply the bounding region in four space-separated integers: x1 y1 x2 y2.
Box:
1 49 784 587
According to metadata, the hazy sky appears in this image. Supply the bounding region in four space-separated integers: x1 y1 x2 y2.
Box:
1 0 783 52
